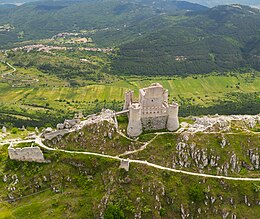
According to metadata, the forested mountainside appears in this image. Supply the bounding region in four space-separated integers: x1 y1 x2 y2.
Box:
1 0 259 7
112 4 260 75
0 0 207 45
0 1 259 75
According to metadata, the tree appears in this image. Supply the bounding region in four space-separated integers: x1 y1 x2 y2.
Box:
188 185 204 203
104 205 125 219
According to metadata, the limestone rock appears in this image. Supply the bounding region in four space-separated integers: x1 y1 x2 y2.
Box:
3 175 7 182
222 211 230 219
2 126 6 133
230 153 237 172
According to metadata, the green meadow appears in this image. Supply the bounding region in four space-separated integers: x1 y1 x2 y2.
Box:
0 74 259 108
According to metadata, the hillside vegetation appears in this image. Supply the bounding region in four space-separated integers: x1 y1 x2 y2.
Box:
0 116 260 218
112 5 260 75
0 146 259 218
0 1 259 75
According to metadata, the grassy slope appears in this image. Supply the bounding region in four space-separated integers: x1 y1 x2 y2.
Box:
0 143 260 218
0 62 9 72
44 116 260 178
44 121 142 156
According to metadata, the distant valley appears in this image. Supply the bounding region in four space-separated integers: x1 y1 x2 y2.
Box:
0 0 259 76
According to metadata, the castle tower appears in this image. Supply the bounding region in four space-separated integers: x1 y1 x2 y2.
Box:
163 89 169 104
167 102 179 131
127 103 142 137
123 91 134 110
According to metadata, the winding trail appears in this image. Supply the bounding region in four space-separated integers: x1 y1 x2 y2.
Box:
34 137 260 182
0 59 16 77
118 135 158 156
0 51 38 84
2 122 260 182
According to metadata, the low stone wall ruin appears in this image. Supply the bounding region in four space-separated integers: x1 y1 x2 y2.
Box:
43 129 69 141
8 143 45 163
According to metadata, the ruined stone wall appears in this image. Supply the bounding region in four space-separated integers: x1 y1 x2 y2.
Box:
119 159 130 171
43 129 69 141
43 109 116 141
141 116 168 131
8 146 45 163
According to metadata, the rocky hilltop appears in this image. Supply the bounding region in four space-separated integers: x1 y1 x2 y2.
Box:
0 111 259 218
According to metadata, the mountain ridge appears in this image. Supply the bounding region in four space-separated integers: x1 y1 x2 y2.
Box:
184 0 260 8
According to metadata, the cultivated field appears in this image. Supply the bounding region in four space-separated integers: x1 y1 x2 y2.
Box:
0 74 259 109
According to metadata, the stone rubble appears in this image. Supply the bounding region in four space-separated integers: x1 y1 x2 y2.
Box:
183 115 260 133
43 109 116 141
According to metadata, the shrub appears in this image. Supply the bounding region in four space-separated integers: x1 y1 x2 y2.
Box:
188 185 204 203
165 143 173 149
104 205 125 219
159 207 167 216
11 127 18 134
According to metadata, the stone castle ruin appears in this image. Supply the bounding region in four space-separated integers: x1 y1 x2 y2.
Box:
7 83 180 162
124 83 179 137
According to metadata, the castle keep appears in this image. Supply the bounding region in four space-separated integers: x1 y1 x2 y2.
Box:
124 83 179 137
